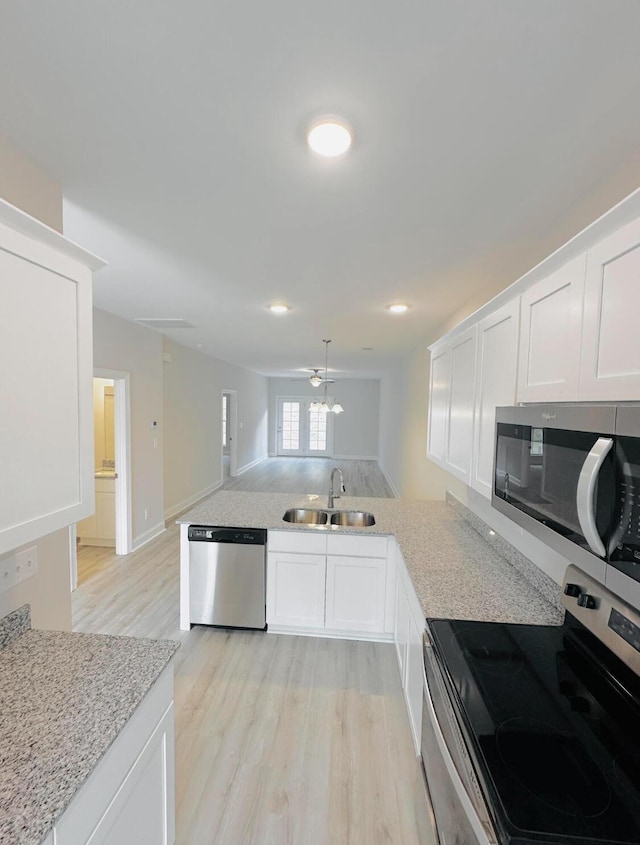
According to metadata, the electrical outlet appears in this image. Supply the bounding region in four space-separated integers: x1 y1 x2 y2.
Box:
15 546 38 584
0 555 16 593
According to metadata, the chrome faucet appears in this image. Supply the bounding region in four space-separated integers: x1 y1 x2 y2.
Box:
328 467 345 509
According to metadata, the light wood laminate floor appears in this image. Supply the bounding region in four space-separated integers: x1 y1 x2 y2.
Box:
74 459 431 844
220 457 395 497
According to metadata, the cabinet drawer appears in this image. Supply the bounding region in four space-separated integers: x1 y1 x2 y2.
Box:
327 533 388 558
268 529 327 555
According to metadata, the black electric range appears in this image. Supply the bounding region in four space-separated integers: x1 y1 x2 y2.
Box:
426 566 640 844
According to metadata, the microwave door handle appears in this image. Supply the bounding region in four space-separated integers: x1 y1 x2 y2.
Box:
577 437 613 557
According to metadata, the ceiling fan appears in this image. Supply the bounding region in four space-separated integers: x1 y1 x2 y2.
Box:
308 367 335 387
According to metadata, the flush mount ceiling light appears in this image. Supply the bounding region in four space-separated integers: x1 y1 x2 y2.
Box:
307 119 352 157
269 304 290 314
309 340 344 414
387 303 409 314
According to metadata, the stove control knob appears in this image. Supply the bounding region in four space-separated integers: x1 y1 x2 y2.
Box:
564 583 581 598
577 593 597 610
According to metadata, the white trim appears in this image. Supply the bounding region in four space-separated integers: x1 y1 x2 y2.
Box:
69 525 78 592
221 389 238 477
94 368 133 555
132 522 166 552
266 626 393 643
236 454 268 476
0 196 106 270
378 462 401 498
164 480 223 523
332 453 379 461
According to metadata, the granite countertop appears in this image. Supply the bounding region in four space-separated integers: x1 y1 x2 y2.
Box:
179 491 564 626
0 606 179 845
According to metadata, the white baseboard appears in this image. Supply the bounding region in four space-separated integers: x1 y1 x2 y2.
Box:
378 461 400 498
267 625 393 643
236 454 268 476
164 480 222 523
132 522 166 551
332 454 379 461
77 537 116 548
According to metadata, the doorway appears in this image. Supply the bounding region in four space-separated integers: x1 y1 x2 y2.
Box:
71 369 132 590
221 389 238 479
276 396 333 457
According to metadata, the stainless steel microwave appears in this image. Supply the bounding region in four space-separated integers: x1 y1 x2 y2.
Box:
492 404 640 606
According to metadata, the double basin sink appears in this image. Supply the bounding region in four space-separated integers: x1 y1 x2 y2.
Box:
282 508 376 527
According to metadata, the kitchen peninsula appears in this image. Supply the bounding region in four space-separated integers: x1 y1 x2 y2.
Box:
179 491 563 628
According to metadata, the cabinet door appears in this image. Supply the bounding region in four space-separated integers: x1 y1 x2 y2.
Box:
96 491 116 540
266 551 326 629
446 326 477 483
83 705 174 845
580 216 640 400
405 610 423 754
55 666 174 845
517 254 586 402
324 555 386 634
427 343 451 463
0 213 98 556
394 575 410 683
471 300 520 498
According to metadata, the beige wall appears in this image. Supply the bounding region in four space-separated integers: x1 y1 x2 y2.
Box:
93 309 165 548
93 377 115 467
0 135 72 630
0 134 63 232
162 338 269 520
267 378 380 460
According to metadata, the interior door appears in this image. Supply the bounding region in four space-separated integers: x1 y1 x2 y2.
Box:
277 397 331 456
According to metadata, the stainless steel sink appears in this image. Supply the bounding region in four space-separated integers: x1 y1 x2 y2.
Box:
282 508 328 525
329 510 376 527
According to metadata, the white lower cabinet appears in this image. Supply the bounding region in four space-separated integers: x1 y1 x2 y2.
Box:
325 555 387 633
266 530 390 638
53 665 175 845
393 550 424 754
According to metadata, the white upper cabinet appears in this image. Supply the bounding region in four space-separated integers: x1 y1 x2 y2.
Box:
517 254 586 403
0 200 104 556
580 216 640 400
471 300 520 498
427 343 451 464
446 327 477 483
427 327 477 484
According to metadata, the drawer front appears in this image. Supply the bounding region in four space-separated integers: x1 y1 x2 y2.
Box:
267 529 327 555
327 533 388 558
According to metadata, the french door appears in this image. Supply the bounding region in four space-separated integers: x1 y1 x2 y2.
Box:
277 397 332 456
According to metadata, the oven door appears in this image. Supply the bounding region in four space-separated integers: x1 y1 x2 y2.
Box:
421 628 499 845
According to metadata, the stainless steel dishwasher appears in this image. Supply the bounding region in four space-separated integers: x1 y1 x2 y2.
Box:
188 525 267 630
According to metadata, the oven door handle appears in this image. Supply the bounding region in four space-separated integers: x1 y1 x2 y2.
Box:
423 635 497 845
576 437 613 558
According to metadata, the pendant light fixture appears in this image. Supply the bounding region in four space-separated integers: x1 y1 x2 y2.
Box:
309 340 344 414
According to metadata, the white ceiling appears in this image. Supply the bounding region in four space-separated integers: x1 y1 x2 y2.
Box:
2 1 640 378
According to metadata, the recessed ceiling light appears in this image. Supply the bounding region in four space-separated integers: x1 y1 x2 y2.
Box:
269 304 290 314
307 119 352 157
387 304 409 314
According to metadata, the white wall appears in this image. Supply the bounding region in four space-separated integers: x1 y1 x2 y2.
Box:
162 338 269 520
93 309 165 549
268 378 380 459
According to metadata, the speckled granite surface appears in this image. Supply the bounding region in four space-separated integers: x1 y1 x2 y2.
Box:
446 492 565 612
0 604 30 649
179 491 564 626
0 626 179 845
